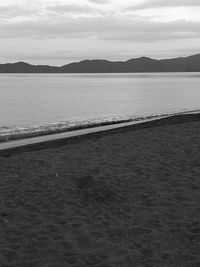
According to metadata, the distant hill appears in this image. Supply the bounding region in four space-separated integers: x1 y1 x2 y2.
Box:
1 54 200 73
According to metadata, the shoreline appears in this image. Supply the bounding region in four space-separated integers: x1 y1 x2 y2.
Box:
1 109 199 143
1 111 200 155
0 115 163 143
0 112 180 143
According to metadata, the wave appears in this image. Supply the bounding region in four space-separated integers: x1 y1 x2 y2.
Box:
1 109 200 143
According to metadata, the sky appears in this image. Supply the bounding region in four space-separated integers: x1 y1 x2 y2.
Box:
0 0 200 65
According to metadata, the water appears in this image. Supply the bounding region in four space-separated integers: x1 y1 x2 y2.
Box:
1 73 200 141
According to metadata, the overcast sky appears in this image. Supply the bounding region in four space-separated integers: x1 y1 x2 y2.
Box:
1 0 200 65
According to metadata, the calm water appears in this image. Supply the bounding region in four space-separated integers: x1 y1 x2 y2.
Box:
1 73 200 138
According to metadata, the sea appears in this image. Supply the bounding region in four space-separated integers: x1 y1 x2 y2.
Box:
1 72 200 141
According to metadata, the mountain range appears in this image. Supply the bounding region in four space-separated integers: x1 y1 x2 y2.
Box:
1 53 200 73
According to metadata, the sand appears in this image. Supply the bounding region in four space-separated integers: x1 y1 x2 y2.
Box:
0 114 200 266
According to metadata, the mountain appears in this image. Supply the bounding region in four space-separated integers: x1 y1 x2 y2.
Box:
0 62 60 73
1 54 200 73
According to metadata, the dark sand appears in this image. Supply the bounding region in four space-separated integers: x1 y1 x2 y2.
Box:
0 114 200 266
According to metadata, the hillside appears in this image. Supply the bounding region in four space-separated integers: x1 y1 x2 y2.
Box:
1 54 200 73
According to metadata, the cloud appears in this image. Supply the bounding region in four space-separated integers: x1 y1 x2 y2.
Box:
133 0 200 10
0 0 199 65
99 19 200 41
0 16 200 42
47 4 94 15
87 0 111 4
0 4 38 18
0 2 105 21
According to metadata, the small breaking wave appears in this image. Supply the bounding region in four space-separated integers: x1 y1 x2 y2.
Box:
0 109 200 143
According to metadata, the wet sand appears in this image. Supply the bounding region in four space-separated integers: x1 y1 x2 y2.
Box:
0 114 200 266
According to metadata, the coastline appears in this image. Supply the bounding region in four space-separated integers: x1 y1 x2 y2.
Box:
0 113 175 143
1 108 199 144
0 111 200 155
1 112 200 265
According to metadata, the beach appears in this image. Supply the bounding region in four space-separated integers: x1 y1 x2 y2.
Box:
0 114 200 266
